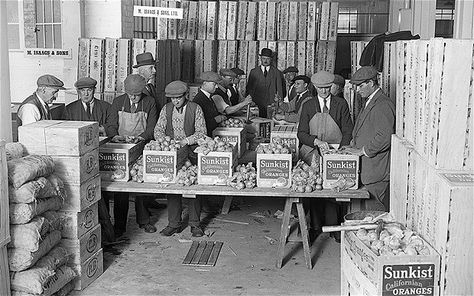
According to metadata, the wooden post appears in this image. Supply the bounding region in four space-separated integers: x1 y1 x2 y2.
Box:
0 1 12 142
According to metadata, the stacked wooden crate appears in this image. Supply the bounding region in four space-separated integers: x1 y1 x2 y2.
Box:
389 38 474 296
0 141 10 296
18 120 104 291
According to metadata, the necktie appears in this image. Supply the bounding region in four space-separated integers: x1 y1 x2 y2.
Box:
323 98 329 113
86 102 91 117
131 103 137 113
45 104 52 119
264 67 268 77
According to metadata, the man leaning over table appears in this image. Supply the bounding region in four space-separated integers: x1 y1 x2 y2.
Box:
154 80 207 237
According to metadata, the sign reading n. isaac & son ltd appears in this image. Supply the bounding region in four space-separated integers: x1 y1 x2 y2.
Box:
24 49 72 58
133 6 183 19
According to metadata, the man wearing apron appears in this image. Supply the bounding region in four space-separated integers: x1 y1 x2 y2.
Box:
297 71 354 242
108 74 159 236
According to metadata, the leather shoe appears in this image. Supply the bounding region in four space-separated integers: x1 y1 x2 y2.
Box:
139 223 157 233
160 226 183 236
191 226 204 237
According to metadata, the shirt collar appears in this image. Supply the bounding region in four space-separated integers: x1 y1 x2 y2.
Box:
297 90 308 97
365 88 380 107
82 98 95 107
35 92 48 108
261 65 269 72
318 95 331 102
200 89 212 99
175 102 187 114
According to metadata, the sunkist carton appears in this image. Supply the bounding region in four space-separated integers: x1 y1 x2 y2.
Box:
321 153 359 189
98 141 145 181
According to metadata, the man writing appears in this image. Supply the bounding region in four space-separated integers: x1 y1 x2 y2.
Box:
213 69 253 116
274 75 312 124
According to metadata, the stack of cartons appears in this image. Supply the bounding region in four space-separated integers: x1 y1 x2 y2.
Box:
18 120 104 291
0 141 11 296
389 38 474 296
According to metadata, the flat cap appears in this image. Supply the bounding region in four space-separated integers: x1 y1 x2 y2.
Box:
283 66 299 74
133 52 155 68
124 74 146 95
37 74 66 90
292 75 311 84
231 67 245 76
219 68 237 78
333 74 345 87
311 71 334 88
165 80 188 97
74 77 97 89
350 66 378 85
200 71 221 83
260 48 273 58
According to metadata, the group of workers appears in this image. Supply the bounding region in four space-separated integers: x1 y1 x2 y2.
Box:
16 47 395 243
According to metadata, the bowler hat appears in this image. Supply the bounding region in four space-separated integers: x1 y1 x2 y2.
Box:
37 74 66 90
231 67 245 76
350 66 378 85
74 77 97 89
200 71 221 83
333 74 345 87
165 80 188 97
124 74 146 95
133 52 155 68
292 75 311 84
311 71 334 88
219 68 237 78
260 48 273 58
283 66 299 74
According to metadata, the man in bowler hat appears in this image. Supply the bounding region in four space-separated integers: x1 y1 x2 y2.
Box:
134 52 160 110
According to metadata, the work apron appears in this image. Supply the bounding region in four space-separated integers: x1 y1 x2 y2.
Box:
300 112 342 166
118 100 147 137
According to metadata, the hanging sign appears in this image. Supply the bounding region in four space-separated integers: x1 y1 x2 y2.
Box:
24 48 72 58
133 6 183 19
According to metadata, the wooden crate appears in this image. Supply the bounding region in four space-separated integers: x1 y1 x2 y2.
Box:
288 2 298 40
62 174 101 212
197 1 207 40
88 38 105 93
256 150 292 188
103 38 118 92
306 1 318 41
318 2 330 41
350 41 369 75
236 1 247 40
70 248 103 291
217 1 228 40
116 39 131 93
245 2 257 40
52 149 99 185
248 117 273 141
278 1 289 40
266 2 277 40
99 142 145 182
143 148 183 183
212 127 247 157
342 231 440 295
58 202 99 239
297 2 308 40
0 246 10 296
206 1 217 40
0 141 9 247
227 1 238 40
271 125 299 162
60 224 101 266
197 145 238 185
186 1 198 40
321 153 359 190
256 1 267 40
177 0 189 39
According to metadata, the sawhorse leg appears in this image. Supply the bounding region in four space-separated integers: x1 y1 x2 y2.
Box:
276 198 311 269
221 196 233 215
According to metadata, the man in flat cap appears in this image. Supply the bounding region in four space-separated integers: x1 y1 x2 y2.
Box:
108 74 159 235
154 80 207 237
230 67 246 105
274 75 312 124
134 52 161 110
297 71 354 241
192 71 228 137
17 74 65 126
282 66 299 99
345 66 395 211
246 48 285 118
63 77 112 136
213 68 253 116
331 74 346 99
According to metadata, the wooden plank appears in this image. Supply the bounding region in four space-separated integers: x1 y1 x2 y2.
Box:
217 1 228 40
276 198 293 268
168 0 177 39
278 1 289 40
297 41 306 75
190 241 207 265
297 2 308 40
206 1 217 40
306 41 315 76
277 41 287 72
78 38 90 79
288 2 298 41
245 2 257 40
116 39 131 93
0 247 10 296
217 41 227 72
177 0 188 39
226 1 237 40
132 38 145 74
194 40 204 80
266 2 277 40
307 2 317 40
144 39 157 59
172 40 181 81
319 2 330 41
182 241 199 264
198 241 215 265
267 41 277 52
326 41 337 73
203 40 217 72
389 135 412 225
206 241 223 266
103 38 118 93
257 1 267 40
238 41 248 76
415 41 429 154
227 40 237 69
197 1 208 40
328 2 339 41
157 0 168 40
236 1 247 40
286 41 296 69
186 1 198 40
88 38 104 93
296 202 311 269
247 41 257 75
0 142 9 247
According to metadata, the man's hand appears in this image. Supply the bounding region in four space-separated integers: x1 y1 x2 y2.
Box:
344 147 365 156
313 138 329 150
242 95 253 106
98 126 106 137
111 135 125 143
274 94 282 102
273 113 285 121
215 114 227 123
179 138 188 146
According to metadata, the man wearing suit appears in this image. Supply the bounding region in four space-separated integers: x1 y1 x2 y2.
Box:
213 69 253 116
297 71 354 242
134 52 160 110
245 48 286 118
274 75 313 124
345 66 395 211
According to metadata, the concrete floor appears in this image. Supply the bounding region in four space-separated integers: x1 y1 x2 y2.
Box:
72 196 342 296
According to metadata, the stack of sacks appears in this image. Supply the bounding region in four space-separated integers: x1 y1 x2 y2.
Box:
7 152 76 296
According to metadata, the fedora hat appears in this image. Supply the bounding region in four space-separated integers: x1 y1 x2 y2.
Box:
133 52 155 68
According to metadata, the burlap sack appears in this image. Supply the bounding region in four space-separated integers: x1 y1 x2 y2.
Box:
8 230 61 272
10 196 63 225
51 279 74 296
8 155 55 189
9 177 58 204
6 142 25 161
47 174 66 200
40 211 62 232
10 265 76 296
35 246 69 271
8 216 50 251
